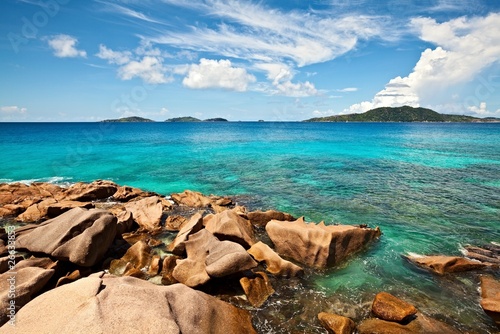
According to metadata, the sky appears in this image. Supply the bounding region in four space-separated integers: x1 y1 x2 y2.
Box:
1 0 500 121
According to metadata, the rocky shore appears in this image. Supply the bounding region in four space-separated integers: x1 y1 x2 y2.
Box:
0 180 499 333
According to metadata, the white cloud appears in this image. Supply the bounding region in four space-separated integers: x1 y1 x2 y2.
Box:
346 13 500 113
1 106 27 113
336 87 358 92
47 35 87 58
254 63 318 97
118 56 170 84
96 44 131 65
182 58 256 91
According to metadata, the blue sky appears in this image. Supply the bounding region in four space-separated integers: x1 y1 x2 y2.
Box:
1 0 500 121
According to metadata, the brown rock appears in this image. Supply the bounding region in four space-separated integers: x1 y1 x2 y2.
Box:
318 312 356 334
16 198 57 222
0 275 257 333
404 254 487 275
480 275 500 326
266 218 381 268
205 240 258 278
0 182 63 208
16 207 117 267
0 204 24 217
63 180 118 201
147 255 161 276
247 210 295 227
109 240 152 277
164 215 188 231
0 266 55 326
112 185 155 202
46 200 94 218
240 271 274 307
372 292 417 323
108 206 135 235
171 190 232 208
14 257 58 270
161 255 180 285
124 196 164 232
0 255 24 274
167 212 204 255
204 210 256 248
357 313 460 334
56 269 82 287
247 241 303 278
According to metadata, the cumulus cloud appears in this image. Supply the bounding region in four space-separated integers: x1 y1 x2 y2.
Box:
47 35 87 58
1 106 27 113
182 58 256 91
346 13 500 113
118 56 170 84
254 63 318 97
96 44 131 65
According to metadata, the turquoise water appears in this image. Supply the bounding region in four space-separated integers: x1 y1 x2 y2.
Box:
1 122 499 332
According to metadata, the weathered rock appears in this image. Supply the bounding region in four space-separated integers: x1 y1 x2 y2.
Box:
161 255 180 285
0 204 24 217
247 210 295 227
372 292 417 323
205 210 256 248
247 241 303 278
124 196 164 232
266 218 381 268
108 206 135 235
147 255 161 276
16 198 57 222
56 269 82 287
14 257 58 270
171 190 232 208
167 212 204 255
165 215 188 231
16 207 117 267
205 240 258 278
173 229 257 287
63 180 118 201
480 275 500 326
46 200 94 218
0 266 55 326
0 182 63 208
318 312 356 334
0 274 257 333
240 271 274 307
112 185 155 202
404 254 487 275
357 313 461 334
464 245 500 265
109 240 152 278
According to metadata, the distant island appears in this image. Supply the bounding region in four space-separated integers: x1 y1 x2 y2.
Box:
304 106 500 123
101 116 154 123
165 116 228 122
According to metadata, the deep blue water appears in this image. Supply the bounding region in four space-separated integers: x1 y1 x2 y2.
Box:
1 122 499 332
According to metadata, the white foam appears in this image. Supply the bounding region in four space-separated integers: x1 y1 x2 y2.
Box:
406 252 424 258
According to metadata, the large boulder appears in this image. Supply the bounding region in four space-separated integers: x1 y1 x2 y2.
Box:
204 210 256 248
112 185 156 202
357 313 460 334
247 241 303 278
317 312 356 334
480 275 500 326
63 180 118 201
167 212 204 255
16 199 94 223
0 274 257 333
247 210 295 228
371 292 417 323
404 254 487 275
266 218 381 268
171 190 232 208
173 229 257 287
0 182 63 208
16 207 117 267
124 196 164 232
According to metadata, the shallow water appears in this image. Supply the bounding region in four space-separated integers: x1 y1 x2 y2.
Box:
1 122 499 332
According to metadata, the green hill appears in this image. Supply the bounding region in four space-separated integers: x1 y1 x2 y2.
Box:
304 106 497 123
101 116 155 122
165 116 201 122
204 118 228 122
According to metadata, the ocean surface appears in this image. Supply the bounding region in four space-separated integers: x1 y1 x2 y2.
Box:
1 122 499 332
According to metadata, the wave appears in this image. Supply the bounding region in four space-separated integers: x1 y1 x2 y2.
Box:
3 176 74 186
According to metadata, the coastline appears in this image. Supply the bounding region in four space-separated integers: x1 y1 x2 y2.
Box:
0 180 498 333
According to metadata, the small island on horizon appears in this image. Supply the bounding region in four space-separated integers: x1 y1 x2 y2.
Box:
100 116 229 123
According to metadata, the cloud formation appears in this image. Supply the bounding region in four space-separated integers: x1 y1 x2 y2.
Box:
118 56 170 84
47 35 87 58
347 12 500 114
182 58 256 91
0 106 27 113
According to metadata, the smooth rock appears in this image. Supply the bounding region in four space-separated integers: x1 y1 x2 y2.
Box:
404 254 487 275
16 207 117 267
266 218 381 268
112 185 155 202
205 240 258 277
0 204 24 217
318 312 356 334
247 210 295 227
239 271 274 307
480 275 500 326
0 275 257 333
108 206 135 235
171 190 232 208
357 313 460 334
63 180 118 201
372 292 417 323
16 198 57 222
0 182 63 208
125 196 164 232
205 210 256 248
46 200 94 218
167 212 204 255
247 241 303 278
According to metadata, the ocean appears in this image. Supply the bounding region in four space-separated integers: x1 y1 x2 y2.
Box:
1 122 499 332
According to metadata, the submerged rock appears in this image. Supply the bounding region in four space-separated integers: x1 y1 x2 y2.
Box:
266 217 381 268
480 275 500 326
404 254 487 275
16 207 117 267
0 274 257 334
240 271 274 307
317 312 356 334
371 292 417 323
247 241 303 278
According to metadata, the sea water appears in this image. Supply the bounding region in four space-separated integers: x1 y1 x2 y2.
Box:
1 122 499 332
